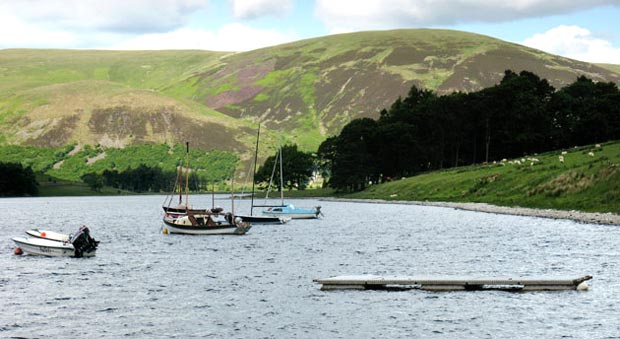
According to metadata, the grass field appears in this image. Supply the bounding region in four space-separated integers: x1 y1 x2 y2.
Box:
35 172 131 196
347 141 620 214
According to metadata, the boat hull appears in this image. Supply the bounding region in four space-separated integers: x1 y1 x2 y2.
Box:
238 215 290 225
261 211 318 219
261 204 321 219
163 218 250 235
12 237 95 257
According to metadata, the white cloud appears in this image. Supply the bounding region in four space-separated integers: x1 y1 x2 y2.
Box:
0 12 79 48
315 0 620 32
523 25 620 63
0 0 295 50
229 0 292 19
0 0 208 33
112 23 297 51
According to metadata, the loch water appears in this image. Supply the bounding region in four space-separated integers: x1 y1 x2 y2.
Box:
1 195 619 338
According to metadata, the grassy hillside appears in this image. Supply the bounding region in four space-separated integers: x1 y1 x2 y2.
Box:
182 29 620 148
597 63 620 73
2 30 619 151
0 143 237 182
1 29 620 185
348 141 620 214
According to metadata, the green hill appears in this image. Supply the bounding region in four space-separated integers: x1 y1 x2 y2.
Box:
176 29 620 148
597 63 620 73
348 141 620 214
1 29 619 183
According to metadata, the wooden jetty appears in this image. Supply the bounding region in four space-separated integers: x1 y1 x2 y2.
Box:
314 275 592 292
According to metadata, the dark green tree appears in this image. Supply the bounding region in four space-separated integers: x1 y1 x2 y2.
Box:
553 76 620 147
255 144 314 190
316 136 338 186
318 70 620 192
81 173 104 192
325 118 378 192
101 165 175 193
0 162 39 196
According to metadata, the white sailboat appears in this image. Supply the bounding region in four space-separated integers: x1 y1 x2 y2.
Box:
257 139 322 219
236 124 290 225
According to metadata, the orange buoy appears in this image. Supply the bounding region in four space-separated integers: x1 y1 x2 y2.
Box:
14 247 23 255
41 231 46 237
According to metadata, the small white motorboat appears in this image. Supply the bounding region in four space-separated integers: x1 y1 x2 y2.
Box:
25 229 70 242
13 226 99 257
12 237 84 257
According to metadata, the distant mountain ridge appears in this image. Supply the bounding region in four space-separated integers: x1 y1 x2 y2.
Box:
1 29 619 159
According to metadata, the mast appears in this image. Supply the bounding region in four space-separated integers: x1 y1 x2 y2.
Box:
211 183 215 209
178 157 183 205
278 139 284 205
184 142 190 209
231 169 235 217
250 124 260 216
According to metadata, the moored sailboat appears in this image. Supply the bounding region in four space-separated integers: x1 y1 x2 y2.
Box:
262 204 321 219
236 124 290 225
161 142 250 235
256 140 322 219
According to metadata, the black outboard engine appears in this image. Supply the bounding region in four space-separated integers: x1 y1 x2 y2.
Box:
71 225 99 257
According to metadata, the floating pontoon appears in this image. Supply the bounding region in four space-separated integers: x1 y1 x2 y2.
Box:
314 275 592 291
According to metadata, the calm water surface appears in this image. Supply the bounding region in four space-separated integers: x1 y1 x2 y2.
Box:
1 195 619 338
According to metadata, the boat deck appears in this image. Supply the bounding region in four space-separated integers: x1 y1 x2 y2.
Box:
314 275 592 291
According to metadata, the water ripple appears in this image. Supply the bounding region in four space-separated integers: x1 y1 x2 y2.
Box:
1 195 619 338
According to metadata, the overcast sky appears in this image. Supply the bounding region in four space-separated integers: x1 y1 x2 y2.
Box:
0 0 619 63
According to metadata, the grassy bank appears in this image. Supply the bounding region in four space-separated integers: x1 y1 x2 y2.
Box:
347 141 620 214
36 173 132 196
22 141 620 216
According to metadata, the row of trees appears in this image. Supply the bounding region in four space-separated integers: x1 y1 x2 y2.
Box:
77 144 317 193
254 144 315 191
319 71 620 191
0 162 38 196
81 165 178 193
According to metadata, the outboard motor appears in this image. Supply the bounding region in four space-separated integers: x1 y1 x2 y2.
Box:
315 205 322 217
71 225 99 257
225 212 233 225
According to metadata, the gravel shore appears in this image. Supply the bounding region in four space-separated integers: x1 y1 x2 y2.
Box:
320 197 620 226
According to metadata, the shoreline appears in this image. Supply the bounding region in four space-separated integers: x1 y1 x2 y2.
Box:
320 197 620 226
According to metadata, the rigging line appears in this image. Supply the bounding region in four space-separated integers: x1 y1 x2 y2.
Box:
278 137 284 205
250 123 260 216
264 143 279 205
164 165 181 208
